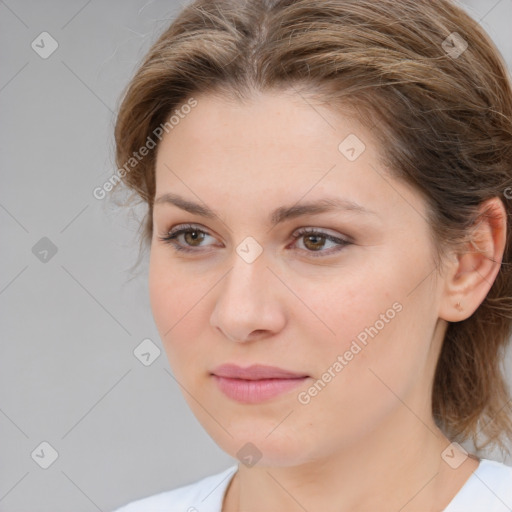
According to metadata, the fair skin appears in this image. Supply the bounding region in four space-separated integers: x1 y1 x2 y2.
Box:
149 89 506 512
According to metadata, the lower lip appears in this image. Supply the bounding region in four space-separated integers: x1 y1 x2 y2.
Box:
212 375 308 404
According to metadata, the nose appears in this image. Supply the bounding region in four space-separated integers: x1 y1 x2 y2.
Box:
210 251 287 343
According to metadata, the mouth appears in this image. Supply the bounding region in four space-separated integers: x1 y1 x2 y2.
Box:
211 364 310 404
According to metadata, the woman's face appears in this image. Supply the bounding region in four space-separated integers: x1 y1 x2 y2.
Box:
149 89 447 466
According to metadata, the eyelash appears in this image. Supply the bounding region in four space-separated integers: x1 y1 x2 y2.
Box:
157 223 351 258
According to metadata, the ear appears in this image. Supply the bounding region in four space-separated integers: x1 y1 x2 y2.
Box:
439 197 507 322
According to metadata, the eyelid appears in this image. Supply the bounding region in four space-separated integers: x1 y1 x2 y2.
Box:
163 223 348 241
291 225 350 241
167 223 214 238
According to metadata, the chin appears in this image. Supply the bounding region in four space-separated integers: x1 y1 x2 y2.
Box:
201 415 316 468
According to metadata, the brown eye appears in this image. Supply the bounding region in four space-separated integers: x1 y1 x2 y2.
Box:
292 228 350 257
302 234 327 251
158 224 217 253
183 230 206 246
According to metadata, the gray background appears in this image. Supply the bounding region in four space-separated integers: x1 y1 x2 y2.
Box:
1 1 511 510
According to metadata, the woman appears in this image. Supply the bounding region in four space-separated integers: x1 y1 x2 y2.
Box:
112 0 512 510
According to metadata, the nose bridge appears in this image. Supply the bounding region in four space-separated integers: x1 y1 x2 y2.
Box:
210 247 285 341
221 249 269 311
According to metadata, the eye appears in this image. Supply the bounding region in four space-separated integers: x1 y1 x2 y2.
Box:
157 224 219 253
290 227 350 257
157 224 351 257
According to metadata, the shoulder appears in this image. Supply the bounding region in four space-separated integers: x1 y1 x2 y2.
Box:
112 465 238 512
444 458 512 512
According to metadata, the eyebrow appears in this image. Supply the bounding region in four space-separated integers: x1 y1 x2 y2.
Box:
154 192 377 226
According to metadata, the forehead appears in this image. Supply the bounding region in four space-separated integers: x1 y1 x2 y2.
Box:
152 90 427 226
160 89 364 148
155 90 377 181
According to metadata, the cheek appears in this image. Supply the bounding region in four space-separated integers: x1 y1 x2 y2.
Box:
291 251 433 397
149 254 176 333
148 249 224 386
148 251 213 372
287 263 400 357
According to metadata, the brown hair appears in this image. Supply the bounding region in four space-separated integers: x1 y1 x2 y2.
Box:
113 0 512 452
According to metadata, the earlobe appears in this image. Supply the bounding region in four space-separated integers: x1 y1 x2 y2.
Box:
439 197 507 323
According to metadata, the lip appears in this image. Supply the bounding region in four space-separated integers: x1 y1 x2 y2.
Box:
211 364 309 403
212 363 308 380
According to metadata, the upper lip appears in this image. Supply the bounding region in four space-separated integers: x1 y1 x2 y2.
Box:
211 364 308 380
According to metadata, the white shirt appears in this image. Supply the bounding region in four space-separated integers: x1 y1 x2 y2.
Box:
113 459 512 512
